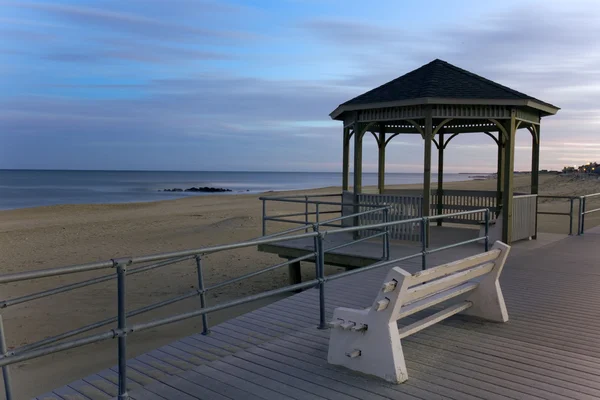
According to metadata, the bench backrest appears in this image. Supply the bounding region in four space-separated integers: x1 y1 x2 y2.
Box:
368 241 510 326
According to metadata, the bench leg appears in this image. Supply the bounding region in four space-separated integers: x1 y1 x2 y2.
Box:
328 313 408 383
463 241 510 322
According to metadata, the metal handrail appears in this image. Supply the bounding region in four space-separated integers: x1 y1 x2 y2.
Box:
0 206 489 400
579 192 600 234
536 195 579 236
260 191 387 236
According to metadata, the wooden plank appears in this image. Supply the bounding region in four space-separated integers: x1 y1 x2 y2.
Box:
398 301 472 339
207 359 328 400
134 380 204 400
145 349 197 371
36 393 66 400
126 387 168 400
276 330 482 400
409 249 500 285
65 380 110 400
157 344 209 366
183 334 246 355
81 374 118 398
426 324 600 384
163 341 219 363
128 360 228 400
405 335 600 398
405 263 493 303
256 339 432 400
126 359 172 383
227 354 354 400
407 361 513 400
404 346 563 400
45 387 89 400
96 369 136 390
177 365 260 400
135 353 185 375
186 364 295 400
238 348 388 400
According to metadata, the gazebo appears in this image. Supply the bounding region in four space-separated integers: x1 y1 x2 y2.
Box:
330 59 559 243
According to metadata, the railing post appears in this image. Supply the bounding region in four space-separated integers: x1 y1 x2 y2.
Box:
195 256 210 335
315 203 320 226
262 199 267 236
304 196 309 233
581 196 587 235
569 198 574 236
484 209 490 252
383 208 390 261
115 260 129 400
316 232 326 330
0 315 13 400
578 197 583 235
420 217 427 271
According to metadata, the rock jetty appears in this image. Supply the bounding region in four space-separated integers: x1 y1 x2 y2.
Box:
160 187 232 193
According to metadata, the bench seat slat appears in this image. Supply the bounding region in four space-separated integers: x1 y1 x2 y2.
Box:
396 282 478 320
408 249 500 286
405 263 494 304
398 301 473 339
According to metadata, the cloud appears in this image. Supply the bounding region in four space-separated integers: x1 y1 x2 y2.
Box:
8 1 257 41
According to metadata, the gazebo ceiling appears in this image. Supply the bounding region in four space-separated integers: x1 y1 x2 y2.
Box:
330 59 560 122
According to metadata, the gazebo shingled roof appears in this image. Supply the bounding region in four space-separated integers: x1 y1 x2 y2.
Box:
331 59 559 119
330 59 559 243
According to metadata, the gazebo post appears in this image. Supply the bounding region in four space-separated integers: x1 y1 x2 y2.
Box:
342 127 350 191
531 125 540 195
378 123 386 194
502 109 517 243
423 108 433 246
531 124 540 239
496 132 504 217
436 132 444 226
353 121 363 230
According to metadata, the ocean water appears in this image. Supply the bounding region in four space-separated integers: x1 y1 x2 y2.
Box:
0 170 471 211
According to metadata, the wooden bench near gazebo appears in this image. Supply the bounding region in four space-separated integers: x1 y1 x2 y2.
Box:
332 59 559 244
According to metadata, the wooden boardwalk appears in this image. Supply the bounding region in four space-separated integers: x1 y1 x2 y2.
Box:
36 231 600 400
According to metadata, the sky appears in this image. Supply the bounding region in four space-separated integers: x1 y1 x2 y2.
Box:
1 0 599 173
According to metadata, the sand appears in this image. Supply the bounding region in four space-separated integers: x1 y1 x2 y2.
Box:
1 173 600 398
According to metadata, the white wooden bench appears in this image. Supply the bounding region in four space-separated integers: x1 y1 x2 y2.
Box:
327 241 510 383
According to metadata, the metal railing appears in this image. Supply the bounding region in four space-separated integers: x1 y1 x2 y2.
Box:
260 193 391 235
536 195 579 236
536 192 600 235
579 192 600 234
0 207 490 400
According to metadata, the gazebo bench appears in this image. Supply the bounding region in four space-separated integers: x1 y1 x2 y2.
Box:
327 241 510 383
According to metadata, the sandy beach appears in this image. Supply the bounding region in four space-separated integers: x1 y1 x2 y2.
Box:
1 174 600 398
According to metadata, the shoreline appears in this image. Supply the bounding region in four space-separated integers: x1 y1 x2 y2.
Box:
0 185 345 214
0 170 479 212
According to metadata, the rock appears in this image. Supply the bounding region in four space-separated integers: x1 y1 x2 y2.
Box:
185 186 232 193
160 187 232 193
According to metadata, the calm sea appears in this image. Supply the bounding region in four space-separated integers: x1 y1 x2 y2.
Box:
0 170 472 211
